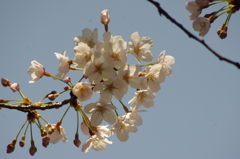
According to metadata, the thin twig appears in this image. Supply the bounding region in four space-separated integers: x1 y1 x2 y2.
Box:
147 0 240 69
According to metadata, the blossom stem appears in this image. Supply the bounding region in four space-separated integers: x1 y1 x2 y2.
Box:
9 102 25 105
78 76 84 83
118 100 129 113
36 118 44 131
40 117 49 125
78 107 93 131
140 63 155 67
38 97 46 103
15 120 28 140
224 13 232 26
47 74 71 87
18 91 26 100
70 67 83 71
114 110 119 117
5 99 23 102
76 110 79 134
35 120 41 130
30 123 34 141
59 105 71 124
23 123 30 136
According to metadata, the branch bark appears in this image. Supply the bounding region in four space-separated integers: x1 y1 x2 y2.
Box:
0 99 71 112
147 0 240 69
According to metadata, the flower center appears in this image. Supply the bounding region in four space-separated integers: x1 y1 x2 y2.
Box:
112 53 120 61
133 43 142 54
200 22 206 28
78 85 86 93
137 92 147 102
147 73 155 81
87 38 95 48
118 123 127 132
96 106 107 116
80 52 91 61
94 64 103 74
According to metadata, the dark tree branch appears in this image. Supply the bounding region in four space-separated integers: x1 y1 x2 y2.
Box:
0 99 71 113
147 0 240 69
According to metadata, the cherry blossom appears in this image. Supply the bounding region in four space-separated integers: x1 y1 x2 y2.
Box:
118 64 142 89
140 64 162 92
123 109 147 126
72 42 93 69
72 82 93 102
129 89 155 110
93 76 128 103
28 60 45 83
54 51 70 79
45 124 68 144
104 39 128 70
157 50 175 83
84 53 115 84
74 28 98 48
192 17 211 36
84 102 117 126
186 1 202 20
81 123 113 154
110 119 138 142
82 134 112 154
128 32 154 63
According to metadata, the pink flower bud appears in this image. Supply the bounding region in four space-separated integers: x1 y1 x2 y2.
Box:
64 77 71 83
10 83 20 92
1 78 11 87
100 9 110 25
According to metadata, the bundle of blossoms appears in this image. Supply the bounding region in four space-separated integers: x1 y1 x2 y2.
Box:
186 0 239 38
1 9 175 156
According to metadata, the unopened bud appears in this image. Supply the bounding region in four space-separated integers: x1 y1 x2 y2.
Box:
63 85 69 91
48 93 59 101
6 139 17 154
0 99 8 103
217 26 228 39
73 134 81 147
42 135 50 148
6 144 15 154
1 78 11 87
29 140 37 156
33 102 42 106
23 97 32 105
100 9 110 25
64 77 71 83
10 83 20 92
100 9 110 32
19 136 25 147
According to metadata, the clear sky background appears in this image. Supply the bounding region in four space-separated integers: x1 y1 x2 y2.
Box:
0 0 239 159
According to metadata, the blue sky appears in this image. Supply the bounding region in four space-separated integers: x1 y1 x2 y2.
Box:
0 0 240 159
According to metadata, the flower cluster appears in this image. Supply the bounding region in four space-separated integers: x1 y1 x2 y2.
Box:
186 0 240 38
1 9 175 155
